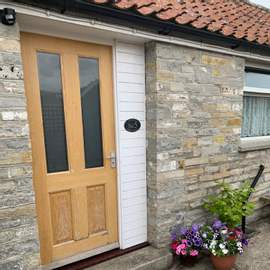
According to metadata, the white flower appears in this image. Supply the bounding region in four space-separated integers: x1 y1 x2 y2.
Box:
202 233 207 238
223 249 229 255
219 243 226 249
221 229 228 234
203 244 208 249
210 240 217 248
237 242 242 247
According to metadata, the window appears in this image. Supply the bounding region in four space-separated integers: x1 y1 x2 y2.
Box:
240 68 270 151
242 69 270 137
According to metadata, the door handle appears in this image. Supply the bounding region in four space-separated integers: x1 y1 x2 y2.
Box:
106 152 116 168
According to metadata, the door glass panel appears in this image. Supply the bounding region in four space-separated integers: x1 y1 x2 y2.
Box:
79 57 103 168
37 52 69 173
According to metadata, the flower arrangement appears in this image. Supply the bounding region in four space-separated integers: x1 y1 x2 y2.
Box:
170 224 203 258
170 181 255 269
200 219 249 257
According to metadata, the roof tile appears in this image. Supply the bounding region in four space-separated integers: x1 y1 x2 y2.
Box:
91 0 270 46
175 13 198 24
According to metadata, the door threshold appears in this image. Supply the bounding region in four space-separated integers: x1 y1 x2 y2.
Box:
41 243 119 270
56 242 149 270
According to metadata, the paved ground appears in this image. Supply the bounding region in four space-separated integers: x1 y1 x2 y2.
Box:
171 221 270 270
84 220 270 270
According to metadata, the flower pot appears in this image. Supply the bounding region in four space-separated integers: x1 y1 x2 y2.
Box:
210 254 237 270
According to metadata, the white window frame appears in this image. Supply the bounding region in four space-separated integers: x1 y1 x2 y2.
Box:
240 74 270 152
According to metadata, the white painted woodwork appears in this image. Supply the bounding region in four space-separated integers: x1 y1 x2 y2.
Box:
115 41 147 249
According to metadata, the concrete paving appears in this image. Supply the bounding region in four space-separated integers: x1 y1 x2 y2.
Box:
84 246 173 270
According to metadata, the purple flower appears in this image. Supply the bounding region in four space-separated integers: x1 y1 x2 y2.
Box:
191 224 200 233
171 233 177 241
187 240 193 247
212 219 223 230
193 238 203 247
180 227 188 236
242 238 249 246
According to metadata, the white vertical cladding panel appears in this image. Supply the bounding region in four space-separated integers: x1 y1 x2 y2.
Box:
115 41 147 249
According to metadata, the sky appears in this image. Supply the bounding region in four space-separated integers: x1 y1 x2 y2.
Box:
250 0 270 9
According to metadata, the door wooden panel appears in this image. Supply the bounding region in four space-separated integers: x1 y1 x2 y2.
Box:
50 191 73 245
87 185 106 234
20 33 118 264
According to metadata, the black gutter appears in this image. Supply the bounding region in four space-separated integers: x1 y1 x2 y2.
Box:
15 0 270 57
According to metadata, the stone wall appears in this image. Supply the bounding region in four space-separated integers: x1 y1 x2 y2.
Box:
0 23 40 269
146 41 270 248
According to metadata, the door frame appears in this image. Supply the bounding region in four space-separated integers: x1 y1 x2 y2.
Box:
19 32 127 268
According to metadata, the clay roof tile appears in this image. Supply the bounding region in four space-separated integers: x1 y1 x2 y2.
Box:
91 0 270 46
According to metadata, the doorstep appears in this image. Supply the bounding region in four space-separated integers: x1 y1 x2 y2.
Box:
83 246 173 270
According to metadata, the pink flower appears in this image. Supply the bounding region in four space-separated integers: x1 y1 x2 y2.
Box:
182 239 188 244
179 244 186 249
176 245 182 255
181 249 187 255
190 250 199 256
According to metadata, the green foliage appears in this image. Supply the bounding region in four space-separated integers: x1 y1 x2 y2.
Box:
204 181 255 228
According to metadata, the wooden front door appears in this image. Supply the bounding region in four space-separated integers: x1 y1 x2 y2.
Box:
21 33 118 264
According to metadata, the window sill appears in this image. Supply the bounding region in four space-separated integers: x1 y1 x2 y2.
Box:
239 136 270 152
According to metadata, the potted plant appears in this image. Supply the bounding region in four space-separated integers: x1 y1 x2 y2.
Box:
202 181 255 270
170 224 203 267
204 181 255 228
200 220 249 270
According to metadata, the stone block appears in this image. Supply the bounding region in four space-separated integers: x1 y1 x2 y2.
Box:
227 118 241 126
0 80 25 96
1 111 27 121
0 65 23 80
0 38 21 52
213 135 225 144
201 54 230 66
184 157 208 167
185 167 204 176
157 160 177 172
0 23 20 39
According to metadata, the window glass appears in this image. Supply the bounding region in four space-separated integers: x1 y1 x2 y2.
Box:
37 52 69 173
245 71 270 90
79 57 103 168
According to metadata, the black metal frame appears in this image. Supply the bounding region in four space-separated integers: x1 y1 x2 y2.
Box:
242 165 265 233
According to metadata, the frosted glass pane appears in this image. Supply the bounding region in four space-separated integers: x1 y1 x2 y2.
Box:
37 52 69 173
79 57 103 168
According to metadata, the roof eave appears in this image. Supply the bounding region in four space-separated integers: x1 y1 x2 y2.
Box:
15 0 270 56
